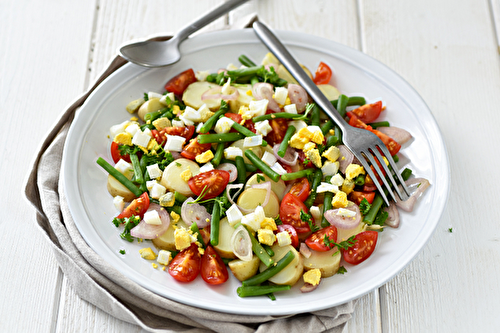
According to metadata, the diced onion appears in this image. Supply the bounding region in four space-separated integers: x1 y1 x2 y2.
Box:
130 203 170 239
181 197 211 228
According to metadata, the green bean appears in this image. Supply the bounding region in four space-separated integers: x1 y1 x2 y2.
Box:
197 132 245 144
250 76 259 86
252 112 304 123
238 55 256 67
355 174 366 186
96 158 143 197
244 150 281 182
321 176 333 228
277 125 296 158
336 94 349 118
235 156 247 184
168 205 182 216
311 104 321 126
304 169 323 207
363 194 384 224
242 250 295 286
130 153 147 192
198 103 228 133
212 142 225 167
243 225 274 267
227 65 264 79
262 244 275 257
144 108 165 122
189 222 206 248
321 120 335 135
174 191 188 203
401 167 412 181
369 121 390 129
206 73 218 83
326 125 342 147
392 154 399 163
210 203 220 246
237 285 291 298
231 121 268 146
280 168 314 181
330 96 366 107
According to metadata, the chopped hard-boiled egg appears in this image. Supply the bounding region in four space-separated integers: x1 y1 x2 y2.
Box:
322 146 340 162
143 210 162 225
180 167 192 182
157 250 172 266
146 163 162 179
261 217 277 231
195 150 214 164
262 151 278 166
224 146 243 160
113 132 132 146
305 148 322 168
303 268 321 286
113 195 125 212
150 183 166 199
345 164 365 180
258 229 276 246
214 117 234 134
226 204 243 226
159 192 175 207
331 191 348 208
139 247 157 260
164 135 185 152
174 227 196 251
276 231 292 247
255 120 273 136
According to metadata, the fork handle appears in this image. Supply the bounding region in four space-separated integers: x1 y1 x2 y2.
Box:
252 22 347 132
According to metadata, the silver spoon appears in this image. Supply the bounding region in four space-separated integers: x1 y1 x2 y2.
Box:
119 0 249 67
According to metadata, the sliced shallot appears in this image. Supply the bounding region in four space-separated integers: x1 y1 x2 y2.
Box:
324 203 361 229
288 84 308 112
201 86 239 101
377 126 412 145
395 177 430 212
181 197 211 228
383 201 400 228
231 225 253 261
338 145 354 174
252 83 280 112
272 144 298 166
300 282 320 293
299 243 312 259
130 203 170 240
217 163 238 182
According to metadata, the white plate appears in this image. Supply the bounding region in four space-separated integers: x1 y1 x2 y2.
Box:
63 29 449 315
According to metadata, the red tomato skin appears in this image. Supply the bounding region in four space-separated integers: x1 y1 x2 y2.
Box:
343 231 378 265
200 246 229 285
151 126 195 146
264 110 288 146
276 224 299 248
187 170 230 200
288 178 310 202
313 62 333 85
116 192 150 220
279 193 310 234
169 243 201 282
110 141 131 163
164 69 197 95
224 113 256 133
350 101 383 123
305 225 338 252
181 138 212 160
349 191 376 205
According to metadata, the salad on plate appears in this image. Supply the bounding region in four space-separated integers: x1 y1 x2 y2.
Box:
96 52 430 298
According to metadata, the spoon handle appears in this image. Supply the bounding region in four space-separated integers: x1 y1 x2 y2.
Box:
175 0 250 42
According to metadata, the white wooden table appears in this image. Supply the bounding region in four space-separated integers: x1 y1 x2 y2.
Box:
3 0 500 331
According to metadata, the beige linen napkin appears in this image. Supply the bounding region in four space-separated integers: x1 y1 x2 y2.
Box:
24 18 357 333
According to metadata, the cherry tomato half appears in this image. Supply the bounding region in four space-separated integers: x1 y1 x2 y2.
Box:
200 245 229 285
349 191 376 205
265 110 288 146
305 225 338 252
181 138 212 160
350 101 383 124
279 193 310 234
110 141 131 163
188 170 230 200
276 224 299 248
224 112 256 133
313 62 333 85
343 231 378 265
151 126 195 146
288 178 310 202
164 68 197 95
168 243 201 282
116 192 150 220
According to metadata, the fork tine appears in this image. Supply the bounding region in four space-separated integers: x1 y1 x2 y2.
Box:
371 146 405 201
354 150 391 206
374 143 411 200
363 149 396 205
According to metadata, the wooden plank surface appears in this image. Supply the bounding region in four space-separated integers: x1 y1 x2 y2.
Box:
3 0 500 332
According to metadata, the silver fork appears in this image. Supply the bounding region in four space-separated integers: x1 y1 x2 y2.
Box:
253 22 410 205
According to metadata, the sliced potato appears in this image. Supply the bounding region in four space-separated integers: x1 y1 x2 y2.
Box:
228 256 261 281
261 52 280 66
152 219 188 251
318 84 341 101
213 217 236 259
107 175 136 202
160 158 200 197
277 64 313 85
237 188 280 218
259 244 303 286
137 97 164 121
303 248 341 278
228 84 255 112
245 173 287 201
182 81 223 111
228 139 262 164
